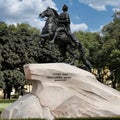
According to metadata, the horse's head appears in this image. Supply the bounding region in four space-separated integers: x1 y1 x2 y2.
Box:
39 7 59 37
39 7 59 18
39 7 53 18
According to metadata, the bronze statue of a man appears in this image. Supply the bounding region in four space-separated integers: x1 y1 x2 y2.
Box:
58 4 71 32
51 4 79 45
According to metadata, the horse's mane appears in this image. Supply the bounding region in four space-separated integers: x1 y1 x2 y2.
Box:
51 8 59 18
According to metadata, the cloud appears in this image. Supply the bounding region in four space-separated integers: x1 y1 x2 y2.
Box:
0 0 57 29
113 8 120 12
71 22 88 32
0 0 88 32
74 16 80 21
79 0 120 11
100 25 104 31
69 0 73 5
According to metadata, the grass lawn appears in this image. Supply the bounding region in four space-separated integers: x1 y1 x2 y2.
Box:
0 103 12 112
0 99 17 112
55 117 120 120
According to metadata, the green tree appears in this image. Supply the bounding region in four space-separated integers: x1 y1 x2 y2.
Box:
100 11 120 87
74 31 102 68
0 22 41 98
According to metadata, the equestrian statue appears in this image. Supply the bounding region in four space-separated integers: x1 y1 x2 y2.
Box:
39 4 92 71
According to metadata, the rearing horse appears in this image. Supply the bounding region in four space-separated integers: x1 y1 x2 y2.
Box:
39 7 71 44
39 7 92 71
39 7 59 38
39 7 76 62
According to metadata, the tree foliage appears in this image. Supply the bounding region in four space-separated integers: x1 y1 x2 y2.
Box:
74 31 102 67
101 11 120 83
0 22 41 98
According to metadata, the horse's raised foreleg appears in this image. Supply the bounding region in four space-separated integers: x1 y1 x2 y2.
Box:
50 27 64 43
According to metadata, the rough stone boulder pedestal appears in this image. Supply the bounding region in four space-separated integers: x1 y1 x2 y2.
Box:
1 63 120 120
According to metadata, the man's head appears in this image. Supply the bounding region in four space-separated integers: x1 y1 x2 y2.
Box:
62 4 68 11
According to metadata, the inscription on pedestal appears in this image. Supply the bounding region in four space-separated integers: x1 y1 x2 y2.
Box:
47 72 72 81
